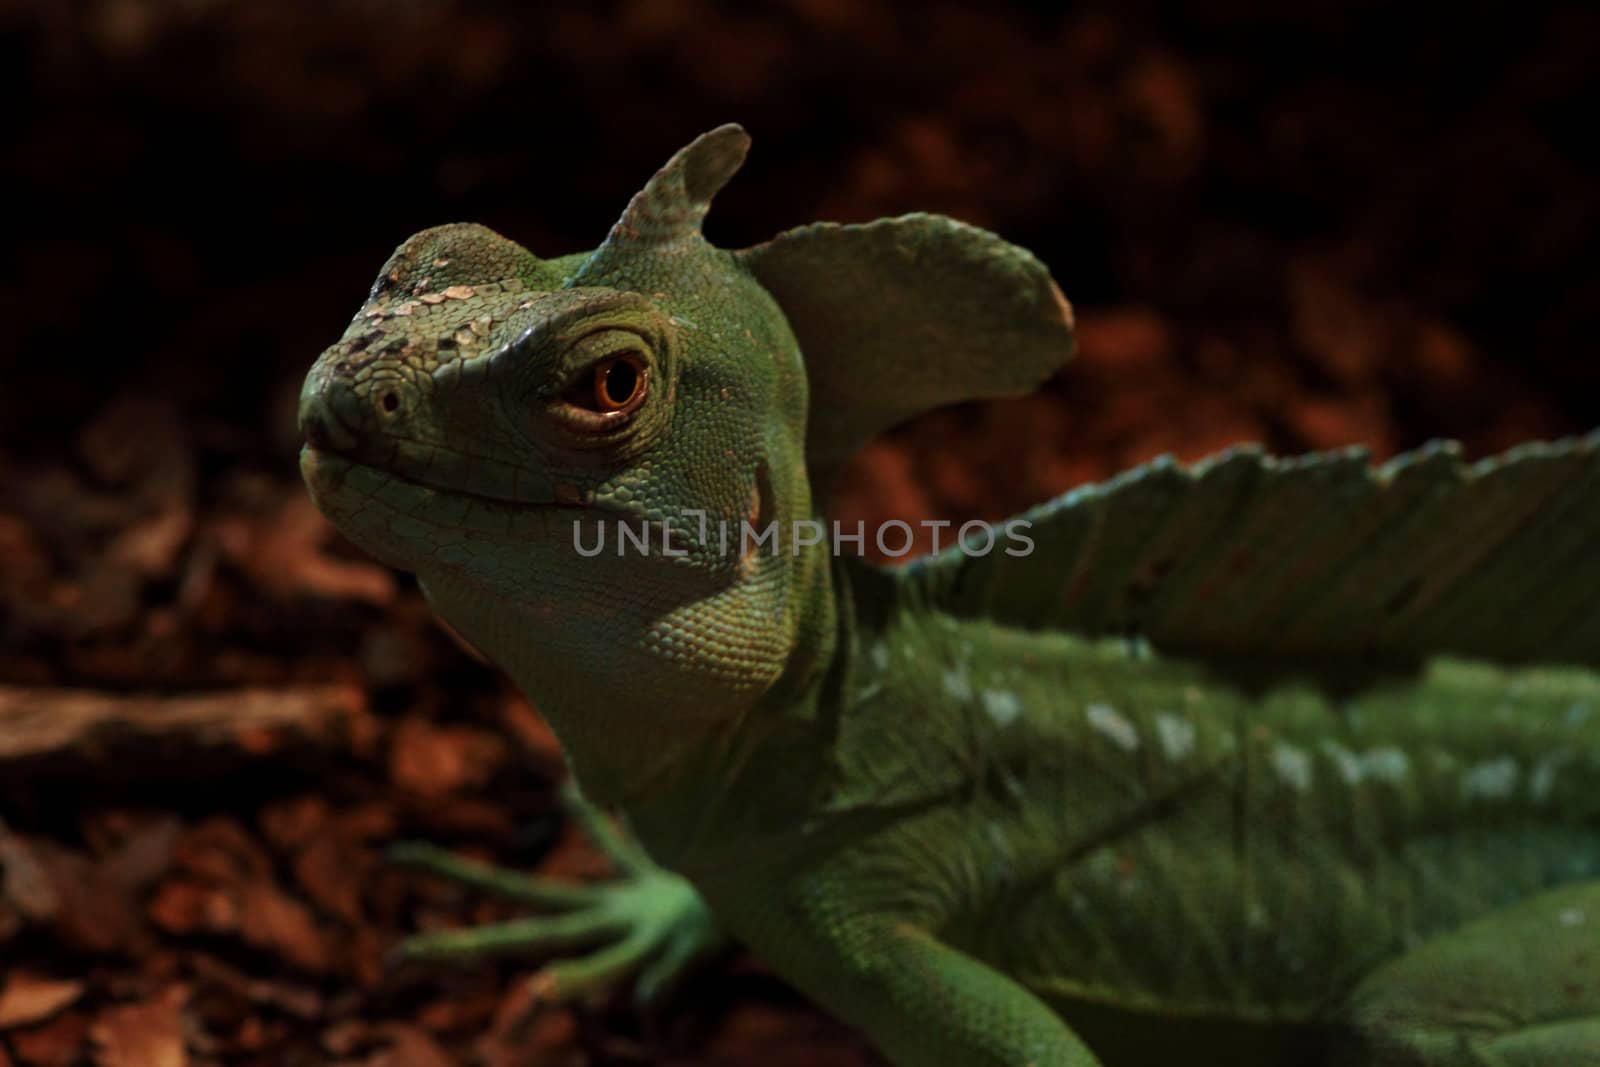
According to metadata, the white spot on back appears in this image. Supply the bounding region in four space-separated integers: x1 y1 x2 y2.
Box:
942 666 973 703
1321 741 1364 785
981 689 1023 728
1154 713 1195 762
1560 907 1586 927
1314 743 1409 788
1087 703 1139 751
1271 744 1313 791
1339 700 1365 729
1529 756 1563 803
1462 756 1520 801
984 822 1013 882
1363 747 1410 785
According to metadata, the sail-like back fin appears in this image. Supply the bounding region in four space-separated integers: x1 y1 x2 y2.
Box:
738 213 1076 496
908 432 1600 670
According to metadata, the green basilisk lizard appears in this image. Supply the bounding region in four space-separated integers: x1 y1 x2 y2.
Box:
299 124 1600 1066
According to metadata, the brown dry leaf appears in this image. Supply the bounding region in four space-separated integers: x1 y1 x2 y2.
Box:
320 1018 371 1057
1122 50 1204 175
365 1024 456 1067
409 796 516 839
0 825 59 922
222 492 395 605
185 953 324 1020
473 977 571 1067
0 974 84 1030
22 841 145 954
232 1014 267 1052
102 951 181 1001
9 1010 89 1067
89 986 188 1067
259 794 331 852
495 695 561 762
413 986 499 1034
147 880 237 935
360 621 434 687
1288 258 1385 387
1075 306 1173 374
345 923 390 991
687 999 876 1067
173 817 272 884
332 803 398 843
239 880 333 975
77 395 193 496
388 717 506 798
99 815 181 897
1288 394 1394 455
0 514 51 604
104 507 194 579
293 833 367 924
1409 318 1476 389
536 819 614 884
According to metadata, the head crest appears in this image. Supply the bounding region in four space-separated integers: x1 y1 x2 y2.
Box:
572 124 750 285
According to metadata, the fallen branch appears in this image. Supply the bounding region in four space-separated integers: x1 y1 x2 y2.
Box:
0 684 366 762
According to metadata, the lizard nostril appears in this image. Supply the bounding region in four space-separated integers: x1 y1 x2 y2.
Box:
381 391 400 414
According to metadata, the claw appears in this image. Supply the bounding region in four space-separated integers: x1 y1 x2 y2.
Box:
385 792 727 1012
535 932 654 1003
397 912 626 964
388 840 589 909
635 922 722 1010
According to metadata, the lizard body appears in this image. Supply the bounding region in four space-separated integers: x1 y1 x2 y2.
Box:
301 126 1600 1065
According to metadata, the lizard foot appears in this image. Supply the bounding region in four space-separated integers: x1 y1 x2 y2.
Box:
388 784 725 1010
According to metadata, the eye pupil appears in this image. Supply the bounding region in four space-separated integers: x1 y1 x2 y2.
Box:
561 352 648 426
595 358 641 411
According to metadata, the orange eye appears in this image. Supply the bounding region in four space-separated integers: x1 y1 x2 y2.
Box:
592 355 646 412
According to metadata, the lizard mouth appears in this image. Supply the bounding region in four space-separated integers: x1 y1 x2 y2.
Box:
299 447 686 570
299 445 581 513
298 365 572 510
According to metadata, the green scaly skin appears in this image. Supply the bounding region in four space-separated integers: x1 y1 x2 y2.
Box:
300 125 1600 1065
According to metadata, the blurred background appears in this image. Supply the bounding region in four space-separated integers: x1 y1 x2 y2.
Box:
1 1 1596 1064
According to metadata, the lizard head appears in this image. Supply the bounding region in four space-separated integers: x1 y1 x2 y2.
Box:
299 126 824 801
299 124 1074 802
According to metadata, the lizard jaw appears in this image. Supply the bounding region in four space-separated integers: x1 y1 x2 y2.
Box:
298 446 584 517
298 446 595 578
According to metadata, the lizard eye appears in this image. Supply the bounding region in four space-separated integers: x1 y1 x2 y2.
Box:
552 352 650 430
592 355 646 412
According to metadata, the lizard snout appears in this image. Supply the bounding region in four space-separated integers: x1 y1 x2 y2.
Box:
297 365 363 454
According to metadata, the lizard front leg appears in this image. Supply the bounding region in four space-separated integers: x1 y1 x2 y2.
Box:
1339 878 1600 1066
